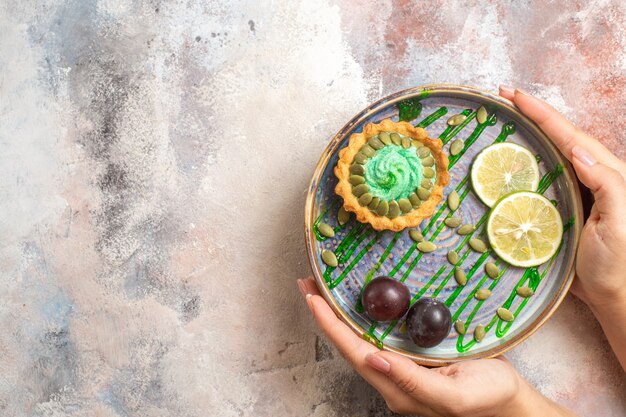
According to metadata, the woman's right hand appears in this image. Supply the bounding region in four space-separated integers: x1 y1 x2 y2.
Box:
499 86 626 371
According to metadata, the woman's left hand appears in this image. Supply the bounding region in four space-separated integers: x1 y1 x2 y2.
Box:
298 277 576 416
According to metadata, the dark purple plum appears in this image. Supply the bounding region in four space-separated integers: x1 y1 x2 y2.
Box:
361 276 410 321
406 298 452 348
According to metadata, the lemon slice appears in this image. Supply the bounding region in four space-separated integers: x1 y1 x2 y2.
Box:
471 143 540 207
487 192 563 267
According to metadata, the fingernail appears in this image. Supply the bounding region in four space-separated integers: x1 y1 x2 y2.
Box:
515 88 530 96
572 145 596 167
297 279 307 297
365 353 391 373
499 85 514 95
305 294 315 313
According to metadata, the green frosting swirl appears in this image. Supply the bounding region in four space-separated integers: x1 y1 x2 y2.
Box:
363 145 424 201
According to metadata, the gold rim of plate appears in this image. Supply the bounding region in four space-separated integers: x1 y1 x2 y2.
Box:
303 84 584 367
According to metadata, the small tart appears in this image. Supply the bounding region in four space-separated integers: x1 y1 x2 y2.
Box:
335 119 450 232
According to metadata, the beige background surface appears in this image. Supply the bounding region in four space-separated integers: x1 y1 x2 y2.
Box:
1 0 625 415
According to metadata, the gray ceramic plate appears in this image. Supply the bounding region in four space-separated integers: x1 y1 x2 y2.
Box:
304 85 583 366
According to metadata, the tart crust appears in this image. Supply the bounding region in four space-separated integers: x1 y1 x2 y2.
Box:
334 119 450 232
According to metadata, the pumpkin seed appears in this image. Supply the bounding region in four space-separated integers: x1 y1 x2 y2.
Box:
450 139 464 156
368 197 380 210
447 191 460 211
445 216 462 228
352 183 369 197
417 241 437 253
390 133 402 146
398 321 407 334
349 175 365 185
376 200 389 216
423 167 435 178
497 307 514 322
409 230 424 242
409 192 420 207
387 200 400 219
401 137 411 149
457 224 475 235
361 144 376 158
398 198 412 213
354 152 368 164
516 286 535 298
454 268 467 286
447 250 459 265
379 132 392 145
447 113 467 126
412 139 424 148
469 238 488 253
368 137 385 150
475 289 492 300
421 156 435 167
421 179 433 189
474 325 486 342
321 250 338 267
350 164 365 175
358 193 373 206
476 106 488 124
318 223 335 238
454 320 466 335
417 187 431 200
337 207 351 225
418 147 431 158
485 262 500 279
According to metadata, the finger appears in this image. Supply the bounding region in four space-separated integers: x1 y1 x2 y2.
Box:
307 293 382 366
571 145 626 223
304 291 423 412
511 90 623 170
498 85 515 101
368 351 454 415
297 277 320 297
495 355 512 365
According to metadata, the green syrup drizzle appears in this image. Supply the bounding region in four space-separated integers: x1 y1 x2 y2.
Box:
538 163 564 194
337 227 374 264
439 109 472 142
397 90 432 122
329 231 384 289
398 98 423 122
417 107 448 128
312 200 342 241
355 232 404 313
335 223 364 257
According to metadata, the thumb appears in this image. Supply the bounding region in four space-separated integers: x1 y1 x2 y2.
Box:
571 145 626 222
366 351 453 411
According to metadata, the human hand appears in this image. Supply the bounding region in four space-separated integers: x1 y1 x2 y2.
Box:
297 277 573 416
498 87 626 308
499 86 626 371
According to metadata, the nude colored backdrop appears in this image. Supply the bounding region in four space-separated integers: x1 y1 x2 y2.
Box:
0 0 624 416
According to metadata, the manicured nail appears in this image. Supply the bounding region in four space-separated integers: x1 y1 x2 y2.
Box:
499 85 514 95
514 88 530 96
572 145 596 167
305 294 315 313
297 279 307 297
366 353 391 373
